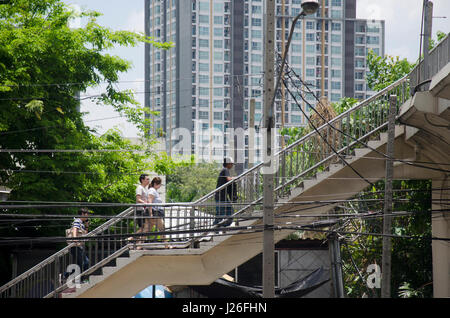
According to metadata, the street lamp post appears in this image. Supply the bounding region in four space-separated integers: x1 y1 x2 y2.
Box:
262 0 319 298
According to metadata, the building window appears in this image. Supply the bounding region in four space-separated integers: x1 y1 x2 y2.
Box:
355 71 364 80
355 47 365 57
214 88 223 96
214 2 223 12
199 111 209 119
199 1 209 12
199 39 209 47
252 41 262 50
199 63 209 72
331 0 342 6
252 18 262 27
355 59 365 68
331 93 341 102
199 74 209 84
291 115 302 124
331 46 341 55
331 10 341 18
331 57 341 67
199 87 209 96
356 35 365 45
331 81 341 90
252 5 262 14
367 36 379 45
331 69 341 78
331 22 341 31
199 26 209 36
199 14 209 23
306 45 315 54
331 34 341 43
355 83 364 91
251 30 262 38
214 28 222 37
199 51 209 60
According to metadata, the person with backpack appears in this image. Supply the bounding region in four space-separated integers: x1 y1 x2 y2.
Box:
65 208 90 279
214 157 235 228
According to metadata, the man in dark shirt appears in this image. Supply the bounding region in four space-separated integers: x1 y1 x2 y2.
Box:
214 157 234 227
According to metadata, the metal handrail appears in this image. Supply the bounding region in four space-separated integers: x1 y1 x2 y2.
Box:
0 207 135 296
410 33 450 93
192 75 410 205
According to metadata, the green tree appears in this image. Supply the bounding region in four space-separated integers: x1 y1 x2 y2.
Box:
0 0 174 285
166 160 220 203
339 45 433 298
366 50 414 91
0 0 172 203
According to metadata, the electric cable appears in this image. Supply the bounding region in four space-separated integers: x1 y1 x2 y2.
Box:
282 61 450 175
279 69 376 188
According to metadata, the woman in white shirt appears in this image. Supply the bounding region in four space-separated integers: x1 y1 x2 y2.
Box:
132 174 150 249
148 177 171 247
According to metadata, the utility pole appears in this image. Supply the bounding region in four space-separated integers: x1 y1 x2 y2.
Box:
320 0 325 97
249 99 255 169
423 0 433 81
281 0 286 149
261 0 319 298
329 233 345 298
262 0 276 299
381 95 397 298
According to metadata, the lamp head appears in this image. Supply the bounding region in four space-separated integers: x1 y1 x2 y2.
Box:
301 0 319 15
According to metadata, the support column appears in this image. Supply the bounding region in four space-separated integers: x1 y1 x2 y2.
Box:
432 178 450 297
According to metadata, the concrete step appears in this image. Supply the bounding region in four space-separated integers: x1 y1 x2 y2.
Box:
354 147 372 158
329 163 344 173
89 275 104 285
102 266 116 276
116 257 131 268
303 177 318 189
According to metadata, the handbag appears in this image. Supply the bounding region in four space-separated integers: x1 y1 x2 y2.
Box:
66 227 87 247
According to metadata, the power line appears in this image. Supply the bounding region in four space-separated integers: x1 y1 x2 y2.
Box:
282 64 450 175
0 218 448 245
1 73 265 89
1 197 448 209
275 225 450 242
278 64 375 188
0 74 265 102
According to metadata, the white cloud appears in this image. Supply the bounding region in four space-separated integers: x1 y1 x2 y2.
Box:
357 0 450 62
67 3 82 29
126 9 145 33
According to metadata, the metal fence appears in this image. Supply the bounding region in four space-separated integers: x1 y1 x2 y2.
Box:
409 33 450 94
0 75 409 298
0 205 214 298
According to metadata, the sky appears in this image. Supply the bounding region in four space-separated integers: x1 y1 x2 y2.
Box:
63 0 450 138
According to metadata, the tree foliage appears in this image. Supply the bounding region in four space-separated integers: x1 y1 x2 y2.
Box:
0 0 173 200
366 50 414 91
0 0 177 285
166 159 220 203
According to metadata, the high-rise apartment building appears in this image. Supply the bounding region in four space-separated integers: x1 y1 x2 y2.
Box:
145 0 384 171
